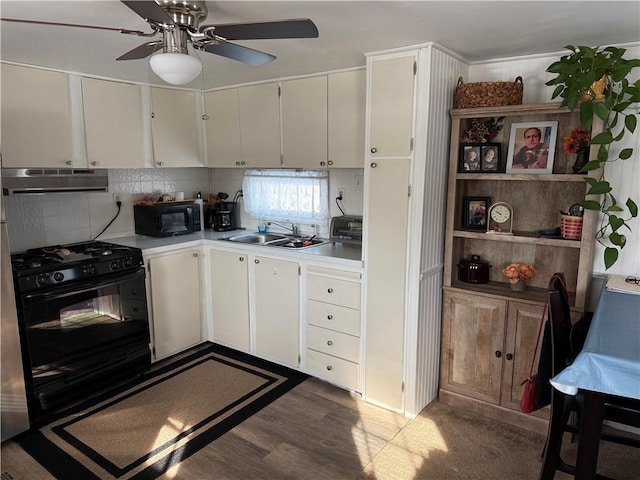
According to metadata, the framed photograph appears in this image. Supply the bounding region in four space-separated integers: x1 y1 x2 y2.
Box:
506 121 557 174
463 196 491 230
458 144 482 172
481 143 502 172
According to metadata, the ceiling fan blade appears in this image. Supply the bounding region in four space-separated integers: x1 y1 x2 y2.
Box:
117 41 163 60
202 18 318 40
200 41 276 66
121 0 175 26
0 17 148 35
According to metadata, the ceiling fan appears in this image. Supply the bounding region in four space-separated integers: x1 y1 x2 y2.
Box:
2 0 319 85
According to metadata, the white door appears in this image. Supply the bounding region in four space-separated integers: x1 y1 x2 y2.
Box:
328 70 366 168
204 88 243 168
238 83 281 168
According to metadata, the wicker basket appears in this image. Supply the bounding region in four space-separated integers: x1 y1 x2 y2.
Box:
454 76 524 108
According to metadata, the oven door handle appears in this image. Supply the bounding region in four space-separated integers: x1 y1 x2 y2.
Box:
22 269 146 302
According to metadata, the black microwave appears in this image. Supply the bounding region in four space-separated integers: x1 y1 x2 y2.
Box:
133 203 201 237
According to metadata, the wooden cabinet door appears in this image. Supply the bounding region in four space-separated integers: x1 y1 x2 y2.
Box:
363 157 410 410
368 54 416 157
82 78 145 168
210 249 250 351
148 249 202 359
150 87 203 167
281 76 327 168
254 256 299 367
204 88 243 168
1 64 74 168
238 83 281 168
440 290 507 405
502 301 546 412
328 70 365 168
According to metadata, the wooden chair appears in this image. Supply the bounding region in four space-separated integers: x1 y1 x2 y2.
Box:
538 273 640 480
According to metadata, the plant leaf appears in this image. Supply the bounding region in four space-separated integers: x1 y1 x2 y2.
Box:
591 131 613 144
625 114 637 133
586 181 612 195
609 232 626 247
619 148 633 160
604 247 618 270
608 215 624 232
627 198 639 217
581 200 602 210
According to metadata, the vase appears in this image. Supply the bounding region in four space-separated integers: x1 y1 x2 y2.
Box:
579 75 608 101
509 279 527 292
572 149 589 173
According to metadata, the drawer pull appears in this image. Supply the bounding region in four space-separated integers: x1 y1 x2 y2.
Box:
327 340 333 346
327 288 333 293
327 314 333 320
326 365 333 371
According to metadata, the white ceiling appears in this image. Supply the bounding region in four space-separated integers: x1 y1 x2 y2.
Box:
1 1 639 90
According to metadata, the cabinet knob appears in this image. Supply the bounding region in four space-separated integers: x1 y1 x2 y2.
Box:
240 161 246 165
254 259 260 264
202 114 210 120
326 365 333 371
327 160 333 166
506 353 513 361
90 161 97 166
192 253 198 257
320 161 326 166
495 350 502 358
157 161 164 167
327 340 333 346
151 112 155 119
235 161 241 166
327 288 333 293
66 160 73 166
327 314 333 320
370 147 378 154
370 162 377 168
239 257 244 262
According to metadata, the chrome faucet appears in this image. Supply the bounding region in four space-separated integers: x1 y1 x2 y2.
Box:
268 221 298 237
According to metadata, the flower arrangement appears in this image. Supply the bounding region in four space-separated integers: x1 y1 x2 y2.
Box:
502 263 537 283
563 126 590 154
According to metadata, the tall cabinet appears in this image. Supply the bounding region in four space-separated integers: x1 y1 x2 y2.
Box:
439 103 598 432
363 44 467 415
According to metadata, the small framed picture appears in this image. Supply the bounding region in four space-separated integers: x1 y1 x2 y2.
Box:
506 121 558 174
481 143 502 172
459 144 482 172
463 196 491 230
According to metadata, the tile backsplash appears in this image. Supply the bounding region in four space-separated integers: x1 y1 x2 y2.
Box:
3 167 364 253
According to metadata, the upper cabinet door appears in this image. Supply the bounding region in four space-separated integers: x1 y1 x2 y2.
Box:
238 82 281 168
1 64 75 168
368 55 416 157
281 76 328 169
150 87 203 168
328 70 366 168
82 78 145 169
204 88 243 168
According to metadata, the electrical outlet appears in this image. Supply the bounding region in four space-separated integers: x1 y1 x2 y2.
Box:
338 187 345 199
113 194 121 203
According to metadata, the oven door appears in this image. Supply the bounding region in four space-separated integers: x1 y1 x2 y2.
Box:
18 268 149 387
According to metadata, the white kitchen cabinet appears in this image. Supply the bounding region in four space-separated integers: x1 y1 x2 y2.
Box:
281 76 327 168
254 256 299 368
147 248 202 360
368 54 416 157
328 69 366 168
204 88 243 168
82 78 146 169
238 82 281 168
1 64 77 168
150 87 204 167
210 249 250 351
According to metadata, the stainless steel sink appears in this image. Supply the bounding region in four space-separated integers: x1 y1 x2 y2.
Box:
222 232 328 249
225 233 288 244
266 238 328 249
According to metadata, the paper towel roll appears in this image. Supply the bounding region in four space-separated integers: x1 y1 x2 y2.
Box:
194 198 204 231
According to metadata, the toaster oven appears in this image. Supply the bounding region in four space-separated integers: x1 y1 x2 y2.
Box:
329 215 363 245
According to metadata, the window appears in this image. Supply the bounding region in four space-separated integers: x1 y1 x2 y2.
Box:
242 170 329 222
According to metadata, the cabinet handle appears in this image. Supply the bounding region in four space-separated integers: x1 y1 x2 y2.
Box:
320 161 326 166
254 259 260 264
66 160 73 166
327 314 333 320
495 350 502 358
90 161 97 166
326 365 333 371
327 340 333 346
239 257 244 262
370 147 377 154
327 288 333 293
506 353 513 361
327 160 333 166
370 162 377 168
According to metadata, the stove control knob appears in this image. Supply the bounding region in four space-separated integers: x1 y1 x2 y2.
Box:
110 259 121 271
53 272 64 282
83 265 96 276
123 257 133 268
36 274 48 286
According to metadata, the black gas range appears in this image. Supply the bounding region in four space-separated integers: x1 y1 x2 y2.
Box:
11 240 151 422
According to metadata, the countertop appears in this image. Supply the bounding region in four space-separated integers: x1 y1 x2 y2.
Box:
109 229 363 267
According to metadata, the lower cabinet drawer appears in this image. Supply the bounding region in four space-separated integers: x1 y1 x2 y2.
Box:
306 349 359 391
306 324 360 362
307 300 360 336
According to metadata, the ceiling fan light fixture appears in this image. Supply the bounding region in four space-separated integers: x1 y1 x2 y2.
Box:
149 52 201 85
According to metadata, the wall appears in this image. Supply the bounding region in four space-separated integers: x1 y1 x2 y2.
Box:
468 44 640 276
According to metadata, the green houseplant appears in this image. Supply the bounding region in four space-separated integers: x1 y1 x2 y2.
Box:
545 45 640 269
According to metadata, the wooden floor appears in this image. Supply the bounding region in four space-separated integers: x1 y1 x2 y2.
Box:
2 377 639 480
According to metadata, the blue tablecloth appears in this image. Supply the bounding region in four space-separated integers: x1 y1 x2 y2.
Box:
550 285 640 400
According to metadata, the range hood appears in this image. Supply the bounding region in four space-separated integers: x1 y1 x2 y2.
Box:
1 168 109 195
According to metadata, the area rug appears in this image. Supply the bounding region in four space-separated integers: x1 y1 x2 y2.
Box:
17 343 307 480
